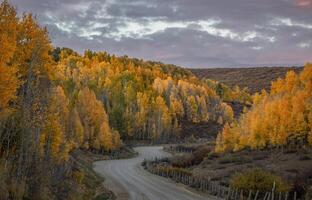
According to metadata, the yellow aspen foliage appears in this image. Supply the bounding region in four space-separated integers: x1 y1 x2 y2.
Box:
135 92 150 133
41 45 240 146
162 108 172 135
248 110 268 148
77 87 114 151
252 92 262 105
112 130 122 150
216 123 237 152
40 86 70 160
186 96 199 122
51 86 70 126
216 63 312 152
0 66 19 114
0 0 17 64
284 70 300 93
98 121 113 151
204 79 252 104
42 114 64 159
300 63 312 88
271 78 285 95
0 1 20 116
69 109 84 148
197 96 209 121
153 77 164 94
231 86 241 100
56 51 232 141
155 96 171 135
308 100 312 145
290 91 308 135
14 14 54 79
169 95 184 119
221 103 234 123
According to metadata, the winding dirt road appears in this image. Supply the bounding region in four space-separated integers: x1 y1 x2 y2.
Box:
93 146 215 200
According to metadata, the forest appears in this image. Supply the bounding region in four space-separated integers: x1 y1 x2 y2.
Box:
216 64 312 152
1 0 312 199
0 1 239 198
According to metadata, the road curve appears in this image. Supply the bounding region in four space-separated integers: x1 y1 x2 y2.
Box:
93 146 215 200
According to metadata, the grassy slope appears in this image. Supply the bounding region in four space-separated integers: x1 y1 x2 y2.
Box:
190 67 303 93
179 67 305 139
166 143 312 199
179 66 311 198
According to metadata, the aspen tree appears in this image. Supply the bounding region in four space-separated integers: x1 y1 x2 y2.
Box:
0 1 19 115
216 64 312 152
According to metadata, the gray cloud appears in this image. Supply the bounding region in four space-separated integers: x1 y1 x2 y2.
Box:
10 0 312 67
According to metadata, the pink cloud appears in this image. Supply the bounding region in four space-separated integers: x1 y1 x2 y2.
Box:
296 0 312 7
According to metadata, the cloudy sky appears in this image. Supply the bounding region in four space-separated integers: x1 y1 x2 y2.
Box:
11 0 312 68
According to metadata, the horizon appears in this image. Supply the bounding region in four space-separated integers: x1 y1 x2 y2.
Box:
10 0 312 68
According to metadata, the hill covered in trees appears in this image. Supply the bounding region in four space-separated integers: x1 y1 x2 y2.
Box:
2 0 312 199
190 67 303 93
216 64 312 152
159 64 312 199
52 48 235 142
0 1 239 198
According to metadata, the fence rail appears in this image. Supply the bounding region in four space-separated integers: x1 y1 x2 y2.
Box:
165 145 194 153
143 159 301 200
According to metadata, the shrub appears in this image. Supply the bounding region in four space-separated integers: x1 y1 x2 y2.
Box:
170 145 211 167
218 155 252 165
299 155 311 160
206 152 220 160
253 154 268 160
218 155 234 164
230 168 290 193
170 154 193 168
192 145 211 164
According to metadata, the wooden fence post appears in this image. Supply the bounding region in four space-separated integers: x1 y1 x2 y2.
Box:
144 163 299 200
267 192 271 200
263 192 268 200
234 189 238 200
247 190 252 200
272 181 276 200
232 189 236 200
226 188 231 200
239 190 243 200
254 190 259 200
218 184 222 197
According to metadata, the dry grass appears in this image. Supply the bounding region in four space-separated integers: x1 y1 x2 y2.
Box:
190 67 303 93
167 143 312 198
192 148 312 198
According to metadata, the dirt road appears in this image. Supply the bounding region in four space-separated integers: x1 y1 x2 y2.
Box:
93 146 215 200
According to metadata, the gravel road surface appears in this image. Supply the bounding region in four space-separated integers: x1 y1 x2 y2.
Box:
93 146 215 200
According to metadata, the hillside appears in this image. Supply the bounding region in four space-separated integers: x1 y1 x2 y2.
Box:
190 67 303 93
1 0 312 199
0 1 238 198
